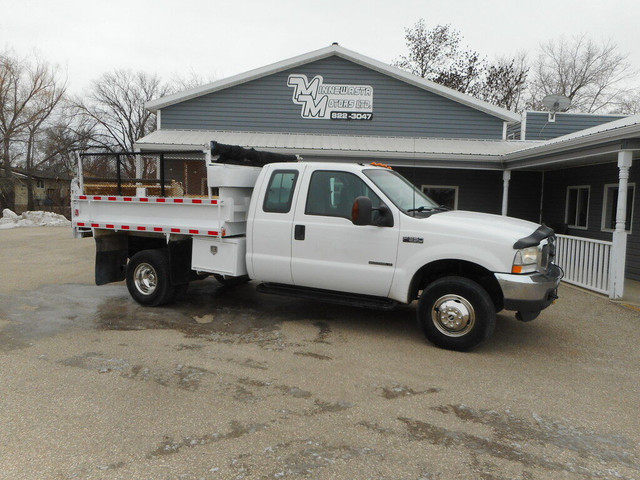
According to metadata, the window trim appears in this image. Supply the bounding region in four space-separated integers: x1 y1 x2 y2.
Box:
601 182 635 233
564 185 590 230
421 185 459 210
262 169 299 214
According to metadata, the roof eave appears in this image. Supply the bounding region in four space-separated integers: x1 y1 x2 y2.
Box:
503 123 640 163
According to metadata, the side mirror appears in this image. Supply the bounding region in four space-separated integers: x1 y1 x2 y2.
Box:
376 204 394 227
352 196 372 225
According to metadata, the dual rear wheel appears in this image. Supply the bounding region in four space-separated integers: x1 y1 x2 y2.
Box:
126 249 249 306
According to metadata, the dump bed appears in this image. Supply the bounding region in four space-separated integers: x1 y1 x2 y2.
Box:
72 155 262 240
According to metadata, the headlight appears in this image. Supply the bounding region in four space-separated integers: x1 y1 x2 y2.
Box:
512 246 540 274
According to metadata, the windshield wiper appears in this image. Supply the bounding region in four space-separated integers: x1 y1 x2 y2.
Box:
406 205 449 213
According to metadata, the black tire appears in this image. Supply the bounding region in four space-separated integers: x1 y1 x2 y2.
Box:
417 276 496 351
172 282 189 301
213 274 250 287
126 250 175 306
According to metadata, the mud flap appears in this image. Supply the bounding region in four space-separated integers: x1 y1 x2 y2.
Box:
168 239 193 285
94 232 128 285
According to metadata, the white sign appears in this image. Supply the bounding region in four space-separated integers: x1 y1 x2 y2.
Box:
287 74 373 120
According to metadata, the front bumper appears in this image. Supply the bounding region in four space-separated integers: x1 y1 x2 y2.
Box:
494 264 563 314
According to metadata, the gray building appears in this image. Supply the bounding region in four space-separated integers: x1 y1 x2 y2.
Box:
136 44 640 298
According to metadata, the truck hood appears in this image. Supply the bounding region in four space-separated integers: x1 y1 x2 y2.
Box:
421 210 543 247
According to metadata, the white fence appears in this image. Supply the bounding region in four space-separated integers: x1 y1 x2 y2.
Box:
555 234 612 294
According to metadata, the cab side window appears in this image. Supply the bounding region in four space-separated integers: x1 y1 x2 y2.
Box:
263 170 298 213
305 171 382 219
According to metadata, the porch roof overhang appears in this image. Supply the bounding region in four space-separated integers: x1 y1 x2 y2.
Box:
135 114 640 172
135 129 542 171
503 114 640 170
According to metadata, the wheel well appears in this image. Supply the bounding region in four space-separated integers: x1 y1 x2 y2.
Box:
408 259 504 311
127 235 167 258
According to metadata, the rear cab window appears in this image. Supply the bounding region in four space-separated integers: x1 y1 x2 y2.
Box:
263 170 299 213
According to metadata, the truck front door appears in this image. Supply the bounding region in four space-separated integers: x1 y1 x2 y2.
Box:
291 169 399 297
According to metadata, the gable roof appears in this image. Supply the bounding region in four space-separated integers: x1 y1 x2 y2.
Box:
146 44 520 123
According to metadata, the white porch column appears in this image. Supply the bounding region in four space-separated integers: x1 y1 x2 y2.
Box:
501 170 511 216
609 150 633 299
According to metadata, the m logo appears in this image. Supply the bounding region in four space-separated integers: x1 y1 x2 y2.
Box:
287 74 374 121
287 74 329 118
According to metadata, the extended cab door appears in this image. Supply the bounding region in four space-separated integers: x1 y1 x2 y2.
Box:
290 168 399 297
249 166 304 284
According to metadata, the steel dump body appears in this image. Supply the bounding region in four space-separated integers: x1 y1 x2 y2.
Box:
72 159 262 278
73 195 228 237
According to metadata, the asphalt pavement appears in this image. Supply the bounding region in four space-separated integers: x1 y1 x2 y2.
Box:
0 227 639 480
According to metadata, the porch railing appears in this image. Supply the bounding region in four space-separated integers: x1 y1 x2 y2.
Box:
555 234 612 294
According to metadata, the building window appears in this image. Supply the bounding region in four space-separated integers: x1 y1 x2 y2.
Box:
602 183 635 232
36 179 45 189
421 185 458 210
565 186 590 229
263 170 298 213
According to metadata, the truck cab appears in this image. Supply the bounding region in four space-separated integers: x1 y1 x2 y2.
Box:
245 161 561 350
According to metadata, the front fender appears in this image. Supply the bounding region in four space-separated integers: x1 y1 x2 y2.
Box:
388 241 506 303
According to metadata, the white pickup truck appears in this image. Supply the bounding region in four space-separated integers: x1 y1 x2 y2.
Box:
73 144 562 351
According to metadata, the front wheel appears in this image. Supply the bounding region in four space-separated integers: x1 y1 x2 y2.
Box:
126 250 175 306
417 276 496 351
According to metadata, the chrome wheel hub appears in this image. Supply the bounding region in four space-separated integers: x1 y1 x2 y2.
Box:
431 294 475 337
133 263 157 295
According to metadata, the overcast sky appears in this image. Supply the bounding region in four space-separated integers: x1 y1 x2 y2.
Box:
2 0 639 95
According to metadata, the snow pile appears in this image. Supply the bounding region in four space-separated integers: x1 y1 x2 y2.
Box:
0 209 71 229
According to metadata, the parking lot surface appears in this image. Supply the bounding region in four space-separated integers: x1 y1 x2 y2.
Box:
0 227 639 480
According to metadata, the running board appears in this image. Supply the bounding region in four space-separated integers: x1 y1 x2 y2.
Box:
256 283 398 310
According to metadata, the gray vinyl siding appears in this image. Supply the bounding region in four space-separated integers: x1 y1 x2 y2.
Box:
541 162 640 280
506 122 521 140
395 167 503 214
523 112 626 141
161 56 504 139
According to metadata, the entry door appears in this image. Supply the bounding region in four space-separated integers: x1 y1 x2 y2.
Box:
291 169 399 297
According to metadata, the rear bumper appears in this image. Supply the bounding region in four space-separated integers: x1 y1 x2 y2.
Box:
494 264 563 314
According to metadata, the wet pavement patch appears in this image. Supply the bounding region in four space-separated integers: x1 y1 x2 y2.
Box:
217 439 381 479
294 351 332 360
58 352 129 373
380 384 441 399
433 404 639 470
312 321 332 344
398 404 640 479
149 421 268 457
309 400 355 415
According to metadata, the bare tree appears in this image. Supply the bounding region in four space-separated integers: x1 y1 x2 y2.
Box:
0 50 65 210
170 70 217 91
479 53 529 111
393 20 529 111
530 34 635 113
75 70 171 177
619 91 640 115
393 21 462 79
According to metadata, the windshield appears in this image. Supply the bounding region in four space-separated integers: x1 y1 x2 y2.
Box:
363 169 441 214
